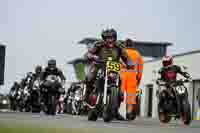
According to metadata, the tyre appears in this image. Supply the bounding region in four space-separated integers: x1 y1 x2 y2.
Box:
11 101 17 111
158 103 171 123
47 95 57 116
88 109 98 121
103 94 112 122
103 86 118 122
158 112 171 123
19 107 23 112
66 103 72 114
32 106 41 113
32 101 41 113
25 106 31 112
50 95 57 115
103 108 111 122
181 100 192 125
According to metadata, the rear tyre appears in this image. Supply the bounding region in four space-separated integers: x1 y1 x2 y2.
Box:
48 95 57 116
103 87 118 122
181 101 192 125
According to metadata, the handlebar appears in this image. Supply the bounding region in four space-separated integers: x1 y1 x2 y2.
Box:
156 79 191 86
93 59 106 64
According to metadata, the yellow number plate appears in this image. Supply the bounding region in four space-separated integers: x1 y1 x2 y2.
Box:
106 61 121 72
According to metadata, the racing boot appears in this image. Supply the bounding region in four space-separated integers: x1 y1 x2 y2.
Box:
126 105 137 121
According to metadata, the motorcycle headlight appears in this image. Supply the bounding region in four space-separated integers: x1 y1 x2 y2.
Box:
2 99 8 104
75 95 80 101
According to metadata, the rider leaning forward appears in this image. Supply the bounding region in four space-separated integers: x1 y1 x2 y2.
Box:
83 28 132 120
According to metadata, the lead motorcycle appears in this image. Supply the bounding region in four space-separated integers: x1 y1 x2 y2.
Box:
156 78 192 125
86 57 121 122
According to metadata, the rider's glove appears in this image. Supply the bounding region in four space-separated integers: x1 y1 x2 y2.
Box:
92 55 99 61
88 53 99 61
186 77 192 82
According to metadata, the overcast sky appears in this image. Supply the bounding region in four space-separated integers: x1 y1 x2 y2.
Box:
0 0 200 93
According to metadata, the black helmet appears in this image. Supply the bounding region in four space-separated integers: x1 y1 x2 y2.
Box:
124 38 133 48
35 65 42 74
101 28 117 41
13 81 18 86
48 59 56 70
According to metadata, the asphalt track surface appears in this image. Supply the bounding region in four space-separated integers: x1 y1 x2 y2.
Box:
0 112 200 133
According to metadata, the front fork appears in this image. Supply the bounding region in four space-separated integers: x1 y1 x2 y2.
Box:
103 68 108 105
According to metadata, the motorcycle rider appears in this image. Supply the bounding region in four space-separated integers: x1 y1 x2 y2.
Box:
9 81 20 95
83 28 131 120
9 81 21 110
120 38 144 120
32 65 43 81
25 66 43 91
40 59 66 111
157 56 191 83
40 59 66 89
20 72 34 90
66 82 81 96
156 55 191 101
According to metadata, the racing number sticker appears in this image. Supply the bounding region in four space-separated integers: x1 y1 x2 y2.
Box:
107 61 120 72
176 87 185 94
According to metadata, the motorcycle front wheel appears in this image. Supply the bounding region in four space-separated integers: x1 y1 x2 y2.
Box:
158 103 171 123
47 95 57 116
103 87 118 122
